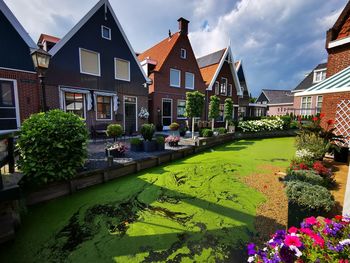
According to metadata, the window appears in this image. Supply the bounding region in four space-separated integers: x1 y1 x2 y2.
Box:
216 104 224 122
181 48 187 59
313 70 326 83
215 81 220 95
64 92 85 118
301 96 312 115
177 100 186 119
115 58 130 81
185 72 194 89
79 48 100 76
0 80 18 131
220 78 227 95
96 96 112 120
227 84 232 96
170 68 181 87
316 96 323 114
101 26 111 40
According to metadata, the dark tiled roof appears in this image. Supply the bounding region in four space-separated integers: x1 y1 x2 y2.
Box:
196 48 226 68
294 63 327 91
261 89 294 104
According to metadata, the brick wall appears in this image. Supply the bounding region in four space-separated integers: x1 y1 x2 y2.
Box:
0 68 40 123
267 104 293 116
327 44 350 77
320 92 350 129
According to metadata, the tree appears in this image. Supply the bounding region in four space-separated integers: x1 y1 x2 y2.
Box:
224 98 234 129
185 91 205 138
208 95 220 131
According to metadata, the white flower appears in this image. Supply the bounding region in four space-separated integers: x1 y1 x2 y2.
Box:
339 239 350 246
138 107 149 119
247 256 255 263
289 245 302 257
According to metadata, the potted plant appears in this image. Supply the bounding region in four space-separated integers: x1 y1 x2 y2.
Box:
105 142 128 158
156 136 165 151
179 125 187 137
165 135 180 147
169 122 180 131
141 124 156 152
130 138 143 152
334 144 349 163
228 121 235 133
106 124 123 142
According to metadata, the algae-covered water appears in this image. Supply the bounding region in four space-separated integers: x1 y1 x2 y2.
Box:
0 138 295 263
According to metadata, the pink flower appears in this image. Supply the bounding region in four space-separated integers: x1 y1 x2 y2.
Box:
324 218 332 225
312 234 324 247
300 228 314 236
288 227 298 234
285 235 302 247
305 217 318 225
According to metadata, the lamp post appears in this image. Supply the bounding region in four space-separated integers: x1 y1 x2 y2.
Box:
31 43 51 112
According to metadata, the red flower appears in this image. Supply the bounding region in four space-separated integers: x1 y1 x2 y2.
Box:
327 119 335 125
288 227 298 234
312 117 319 122
285 235 302 247
305 216 318 225
320 113 325 118
335 215 343 221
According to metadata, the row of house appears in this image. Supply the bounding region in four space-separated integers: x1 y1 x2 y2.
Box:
0 0 263 135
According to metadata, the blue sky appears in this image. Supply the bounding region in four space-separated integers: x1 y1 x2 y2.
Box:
5 0 348 96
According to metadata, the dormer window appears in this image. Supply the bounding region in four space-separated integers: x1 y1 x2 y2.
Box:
313 69 326 83
101 26 111 40
181 48 187 59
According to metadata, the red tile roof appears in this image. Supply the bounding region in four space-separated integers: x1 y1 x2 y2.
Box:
138 33 180 71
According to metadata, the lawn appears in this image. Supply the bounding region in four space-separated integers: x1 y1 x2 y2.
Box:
0 137 295 263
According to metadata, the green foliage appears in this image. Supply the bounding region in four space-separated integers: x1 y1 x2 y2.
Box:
140 124 155 141
200 128 213 137
214 127 227 135
185 91 205 118
106 124 123 139
208 95 220 120
280 115 291 130
17 110 88 188
284 169 325 186
290 120 299 129
286 181 335 212
169 122 180 131
156 136 165 144
295 133 329 160
224 98 234 121
130 138 142 145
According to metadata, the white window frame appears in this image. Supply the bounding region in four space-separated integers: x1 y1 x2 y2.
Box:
313 69 326 83
95 95 113 121
0 78 20 134
123 95 138 132
301 96 312 116
162 98 173 128
185 72 195 90
177 99 186 119
316 95 323 114
79 48 101 77
101 25 111 40
228 84 233 96
63 91 87 120
215 81 220 95
217 104 225 122
220 77 228 96
170 68 181 88
180 48 187 59
114 58 131 82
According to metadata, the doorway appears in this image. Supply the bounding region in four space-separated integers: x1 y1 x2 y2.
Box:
162 98 172 128
124 96 137 135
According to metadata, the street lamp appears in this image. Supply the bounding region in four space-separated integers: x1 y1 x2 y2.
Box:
31 43 51 112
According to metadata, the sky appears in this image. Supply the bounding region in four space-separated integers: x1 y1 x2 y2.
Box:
4 0 348 96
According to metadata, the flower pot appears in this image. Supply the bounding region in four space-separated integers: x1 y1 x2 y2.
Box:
228 125 235 133
168 141 179 147
334 147 349 163
130 144 143 152
157 143 165 151
143 140 157 152
105 149 125 158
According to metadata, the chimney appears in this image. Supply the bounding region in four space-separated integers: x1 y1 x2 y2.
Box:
177 17 189 35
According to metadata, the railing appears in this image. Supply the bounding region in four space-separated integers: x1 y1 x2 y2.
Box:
0 132 16 189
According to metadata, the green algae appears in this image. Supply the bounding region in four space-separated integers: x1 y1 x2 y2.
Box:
0 138 295 263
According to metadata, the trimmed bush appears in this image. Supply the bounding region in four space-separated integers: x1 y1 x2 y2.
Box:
130 138 142 145
140 124 155 141
17 110 89 188
280 115 292 130
106 124 123 141
200 129 213 137
214 127 227 135
238 117 284 132
284 169 325 186
156 136 165 144
286 181 334 212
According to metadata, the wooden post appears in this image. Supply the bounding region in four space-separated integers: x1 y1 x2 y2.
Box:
8 137 15 174
192 117 195 139
212 118 215 131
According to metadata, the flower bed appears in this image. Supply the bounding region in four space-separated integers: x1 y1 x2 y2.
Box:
238 117 284 132
247 215 350 262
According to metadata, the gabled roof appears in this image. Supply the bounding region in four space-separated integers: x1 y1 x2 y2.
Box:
48 0 149 82
137 33 180 72
295 65 350 96
0 0 36 49
294 63 327 92
197 46 243 96
327 1 350 48
259 89 294 104
235 59 250 95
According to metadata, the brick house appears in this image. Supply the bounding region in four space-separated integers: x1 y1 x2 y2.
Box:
41 0 149 134
196 46 242 124
256 89 293 116
296 1 350 145
138 18 207 129
0 0 39 133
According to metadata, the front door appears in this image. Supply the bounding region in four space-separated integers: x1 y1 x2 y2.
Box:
124 96 137 135
0 80 19 133
162 99 172 128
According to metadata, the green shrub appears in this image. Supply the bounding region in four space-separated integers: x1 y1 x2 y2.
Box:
284 169 325 186
280 115 291 130
200 129 213 137
140 124 155 141
17 110 89 188
214 127 227 135
130 138 142 145
290 120 299 129
106 124 123 141
169 122 180 131
156 136 165 144
286 181 334 212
